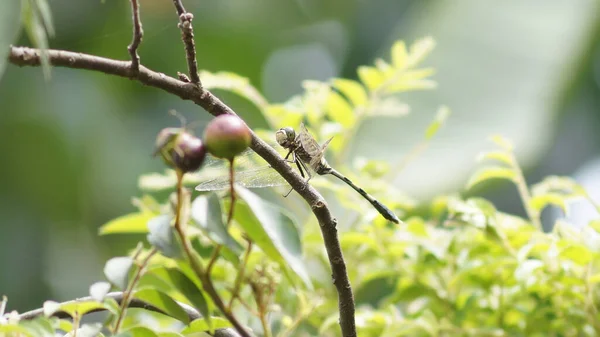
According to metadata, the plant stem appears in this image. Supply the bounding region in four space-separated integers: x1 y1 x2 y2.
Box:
228 240 252 310
207 158 237 275
173 170 253 337
510 153 542 230
112 248 157 334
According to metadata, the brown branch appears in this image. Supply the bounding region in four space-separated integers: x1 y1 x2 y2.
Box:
7 46 357 337
127 0 143 72
18 292 241 337
126 0 143 72
172 0 201 85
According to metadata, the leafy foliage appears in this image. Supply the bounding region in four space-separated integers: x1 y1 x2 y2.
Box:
3 27 600 337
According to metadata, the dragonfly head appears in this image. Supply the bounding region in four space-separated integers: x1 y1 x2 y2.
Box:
275 127 296 148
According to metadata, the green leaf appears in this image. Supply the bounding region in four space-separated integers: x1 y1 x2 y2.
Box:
103 297 120 316
332 78 368 107
133 289 190 324
234 186 311 288
477 151 513 166
89 281 111 302
560 245 593 265
104 256 134 290
467 167 517 189
158 333 184 337
181 317 233 335
391 40 409 69
357 66 385 91
406 36 436 67
190 194 242 254
149 267 211 330
58 301 107 317
531 175 586 197
147 215 182 258
355 272 398 306
114 326 158 337
0 324 33 336
20 317 54 337
326 91 355 127
21 0 53 79
529 193 568 214
489 135 514 151
425 105 450 140
99 212 155 235
199 70 269 112
0 0 22 80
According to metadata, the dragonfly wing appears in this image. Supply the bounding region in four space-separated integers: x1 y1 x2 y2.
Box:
195 166 289 191
298 123 323 158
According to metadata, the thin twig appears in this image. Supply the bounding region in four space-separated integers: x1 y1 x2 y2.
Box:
228 240 252 310
172 0 201 85
207 158 237 274
17 292 241 337
112 248 157 333
173 170 254 337
8 45 357 337
127 0 143 72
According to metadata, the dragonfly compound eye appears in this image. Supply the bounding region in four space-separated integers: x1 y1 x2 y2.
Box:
276 128 294 147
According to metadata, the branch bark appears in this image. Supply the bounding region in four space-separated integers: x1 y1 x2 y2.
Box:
7 45 357 337
127 0 143 72
172 0 201 85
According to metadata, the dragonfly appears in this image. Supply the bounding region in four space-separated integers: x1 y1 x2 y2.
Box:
195 124 400 224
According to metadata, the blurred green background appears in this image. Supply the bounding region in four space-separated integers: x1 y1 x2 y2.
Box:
1 0 600 312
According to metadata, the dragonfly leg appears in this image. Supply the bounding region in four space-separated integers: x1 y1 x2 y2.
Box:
283 153 312 198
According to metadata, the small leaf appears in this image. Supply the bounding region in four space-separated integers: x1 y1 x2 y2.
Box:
391 40 408 69
149 267 211 330
425 105 450 140
332 78 368 107
99 212 155 235
104 256 134 290
20 317 54 337
58 319 73 333
589 220 600 233
489 134 514 151
42 301 60 317
467 167 517 189
114 326 158 337
21 0 53 79
89 282 111 302
133 289 190 324
59 301 107 317
64 323 102 337
531 175 586 197
0 0 22 80
407 36 436 67
235 187 311 288
200 70 269 112
103 297 120 316
355 272 398 306
477 151 513 166
147 214 182 258
326 91 355 127
181 317 233 335
588 273 600 284
190 194 242 254
560 245 593 265
529 193 568 214
357 66 385 91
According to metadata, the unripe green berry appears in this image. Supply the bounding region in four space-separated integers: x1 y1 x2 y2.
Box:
203 115 251 159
